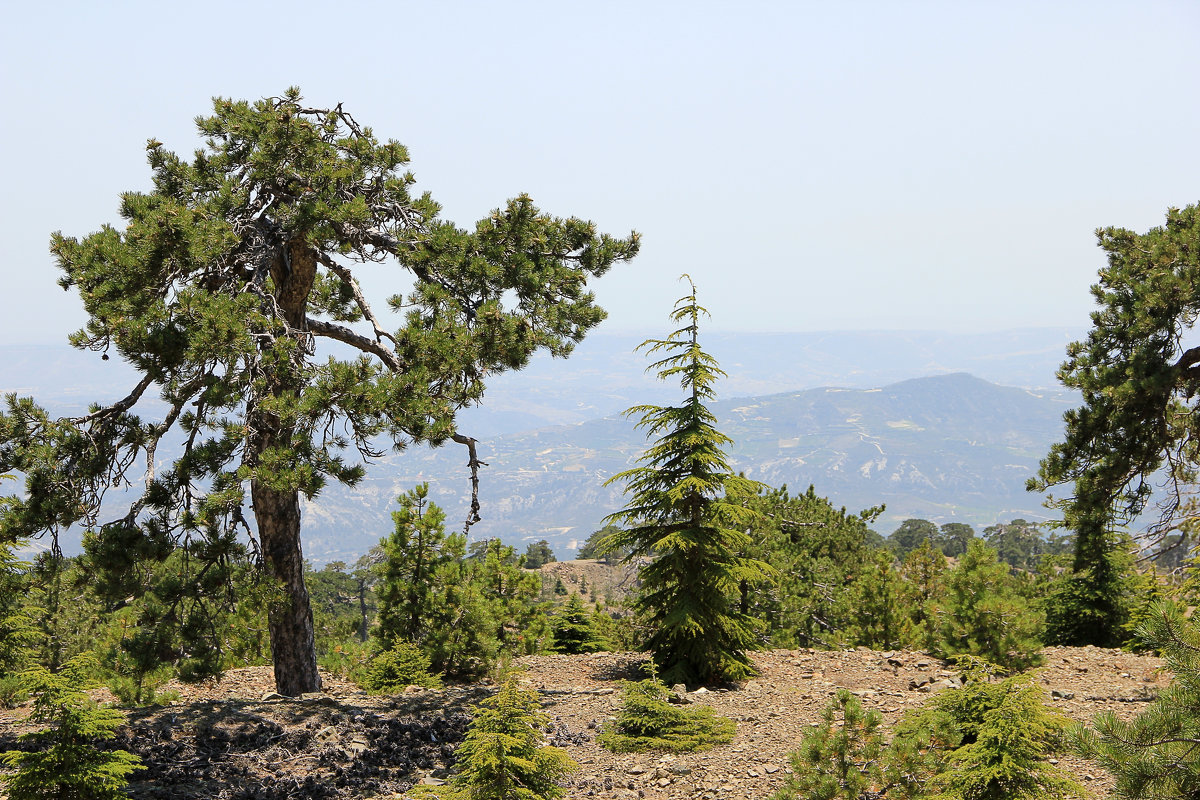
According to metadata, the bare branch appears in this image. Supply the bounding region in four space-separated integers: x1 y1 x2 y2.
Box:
452 432 487 535
71 374 155 424
306 317 404 372
313 252 398 347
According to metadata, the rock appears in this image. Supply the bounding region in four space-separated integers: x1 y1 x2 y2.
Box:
1051 689 1075 700
260 691 288 701
670 684 691 703
299 692 336 705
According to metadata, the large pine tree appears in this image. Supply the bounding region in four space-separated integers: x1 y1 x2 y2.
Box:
602 277 769 685
0 89 639 695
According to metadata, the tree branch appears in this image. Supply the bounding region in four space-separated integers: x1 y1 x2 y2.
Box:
313 252 398 347
71 374 155 424
452 433 487 536
306 317 404 372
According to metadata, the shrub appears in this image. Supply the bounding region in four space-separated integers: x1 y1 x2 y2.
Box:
772 688 887 799
773 659 1080 800
1 655 144 800
361 640 441 693
598 667 735 753
442 676 577 800
0 673 29 709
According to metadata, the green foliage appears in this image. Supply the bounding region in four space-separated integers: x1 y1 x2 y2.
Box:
772 688 947 800
772 689 886 800
982 520 1064 571
375 490 548 678
848 549 906 650
898 540 948 650
307 555 377 648
576 524 629 564
775 661 1079 800
1073 603 1200 798
938 523 976 558
0 89 639 694
937 540 1043 671
0 539 37 676
1031 204 1200 645
931 685 1082 800
889 519 940 557
361 640 440 693
923 662 1082 800
523 540 556 570
549 594 607 654
597 667 735 753
445 676 577 800
602 278 771 685
1 655 145 800
744 484 884 650
0 673 29 709
376 485 457 648
1040 532 1143 648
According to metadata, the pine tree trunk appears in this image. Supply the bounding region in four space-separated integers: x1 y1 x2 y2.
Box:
253 480 321 695
252 240 322 696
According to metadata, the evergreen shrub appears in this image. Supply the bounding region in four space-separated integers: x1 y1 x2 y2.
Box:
362 640 441 693
598 666 735 753
1 655 145 800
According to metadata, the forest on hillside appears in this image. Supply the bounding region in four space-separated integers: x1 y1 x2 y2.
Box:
3 93 1200 799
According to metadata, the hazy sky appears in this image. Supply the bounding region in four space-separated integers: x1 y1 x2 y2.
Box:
3 1 1198 344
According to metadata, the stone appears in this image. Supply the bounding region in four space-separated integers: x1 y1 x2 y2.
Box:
260 691 288 702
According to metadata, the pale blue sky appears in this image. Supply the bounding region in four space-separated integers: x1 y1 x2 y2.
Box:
2 1 1198 343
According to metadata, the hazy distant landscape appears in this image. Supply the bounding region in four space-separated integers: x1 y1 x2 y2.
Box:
0 328 1081 562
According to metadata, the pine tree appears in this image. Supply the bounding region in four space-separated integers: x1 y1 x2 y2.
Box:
898 539 948 650
938 540 1043 671
375 484 453 648
743 484 883 649
849 549 906 650
601 277 770 685
772 689 887 800
0 89 639 695
1030 204 1200 646
1073 602 1200 798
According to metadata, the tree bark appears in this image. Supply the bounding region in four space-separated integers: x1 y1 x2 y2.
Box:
252 480 321 695
251 240 322 695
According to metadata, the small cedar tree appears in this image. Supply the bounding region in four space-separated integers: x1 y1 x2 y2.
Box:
549 594 607 654
601 276 770 685
1 655 145 800
447 676 577 800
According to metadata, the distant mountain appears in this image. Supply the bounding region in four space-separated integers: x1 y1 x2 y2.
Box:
297 373 1075 563
0 333 1080 563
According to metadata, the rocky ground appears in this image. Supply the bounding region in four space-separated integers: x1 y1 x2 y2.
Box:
0 646 1167 799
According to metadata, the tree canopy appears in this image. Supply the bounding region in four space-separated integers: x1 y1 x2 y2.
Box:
1032 203 1200 644
0 89 639 694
